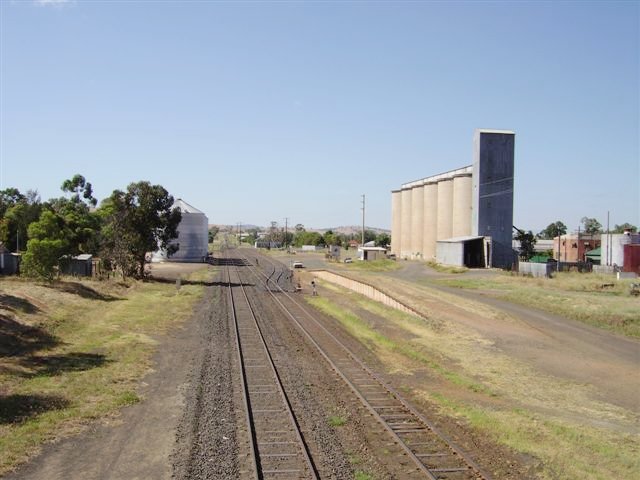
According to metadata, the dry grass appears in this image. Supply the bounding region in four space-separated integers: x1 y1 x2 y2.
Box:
337 259 401 272
307 281 640 480
435 272 640 337
0 266 215 475
426 261 468 274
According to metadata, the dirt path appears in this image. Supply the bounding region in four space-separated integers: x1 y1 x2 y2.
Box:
428 283 640 412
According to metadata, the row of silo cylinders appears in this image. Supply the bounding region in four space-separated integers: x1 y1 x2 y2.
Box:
391 173 472 260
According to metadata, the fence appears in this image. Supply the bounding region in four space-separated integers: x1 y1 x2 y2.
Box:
312 270 427 320
517 262 553 278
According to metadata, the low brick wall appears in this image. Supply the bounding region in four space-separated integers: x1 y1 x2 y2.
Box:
312 270 426 320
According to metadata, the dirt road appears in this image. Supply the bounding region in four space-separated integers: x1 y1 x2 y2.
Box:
380 264 640 413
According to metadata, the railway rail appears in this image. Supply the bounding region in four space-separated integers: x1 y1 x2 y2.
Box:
224 258 319 479
235 248 491 480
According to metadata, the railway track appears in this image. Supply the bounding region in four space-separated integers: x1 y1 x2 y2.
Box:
224 259 319 479
236 249 491 480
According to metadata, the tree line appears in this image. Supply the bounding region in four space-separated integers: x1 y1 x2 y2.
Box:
0 175 181 281
515 217 637 261
239 222 391 249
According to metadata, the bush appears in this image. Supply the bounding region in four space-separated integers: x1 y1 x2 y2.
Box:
21 238 67 281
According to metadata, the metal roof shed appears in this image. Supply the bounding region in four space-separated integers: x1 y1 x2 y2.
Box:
436 236 489 268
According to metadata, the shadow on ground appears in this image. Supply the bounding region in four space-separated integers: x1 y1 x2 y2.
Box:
147 277 253 288
18 352 109 377
45 281 122 302
0 394 70 424
209 257 250 267
0 315 58 357
0 294 41 314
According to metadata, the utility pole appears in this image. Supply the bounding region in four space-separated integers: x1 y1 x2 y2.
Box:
361 194 365 245
606 210 610 266
284 217 289 249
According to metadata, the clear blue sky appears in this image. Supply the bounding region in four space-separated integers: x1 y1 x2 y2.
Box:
1 0 638 232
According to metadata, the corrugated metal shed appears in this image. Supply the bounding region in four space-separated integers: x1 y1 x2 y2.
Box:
152 199 209 263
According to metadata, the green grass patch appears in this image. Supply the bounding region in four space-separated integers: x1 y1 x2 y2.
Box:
328 415 347 427
341 259 401 272
354 471 374 480
0 267 217 474
426 261 468 274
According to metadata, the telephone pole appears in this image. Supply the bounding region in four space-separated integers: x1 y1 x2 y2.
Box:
361 194 365 245
284 217 289 249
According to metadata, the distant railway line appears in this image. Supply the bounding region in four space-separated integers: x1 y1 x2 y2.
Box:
225 247 491 480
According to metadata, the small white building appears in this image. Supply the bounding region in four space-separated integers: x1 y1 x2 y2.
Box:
436 236 492 268
357 246 387 261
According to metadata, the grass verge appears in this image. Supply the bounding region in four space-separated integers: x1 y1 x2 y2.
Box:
307 293 493 396
436 272 640 337
340 259 402 272
0 266 215 474
427 393 639 480
426 261 468 274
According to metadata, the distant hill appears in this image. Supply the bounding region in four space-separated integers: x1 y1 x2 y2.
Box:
317 226 390 236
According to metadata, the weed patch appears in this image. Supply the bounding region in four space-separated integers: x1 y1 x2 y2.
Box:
328 415 347 427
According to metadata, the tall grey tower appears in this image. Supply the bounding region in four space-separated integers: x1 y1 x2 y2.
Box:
472 129 515 268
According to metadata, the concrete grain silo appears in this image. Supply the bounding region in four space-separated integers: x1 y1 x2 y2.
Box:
390 128 515 269
391 190 402 256
153 199 209 263
400 188 413 258
410 185 424 258
452 174 472 237
436 179 453 240
422 181 438 260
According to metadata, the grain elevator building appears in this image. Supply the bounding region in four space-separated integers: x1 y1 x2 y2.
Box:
391 129 515 269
